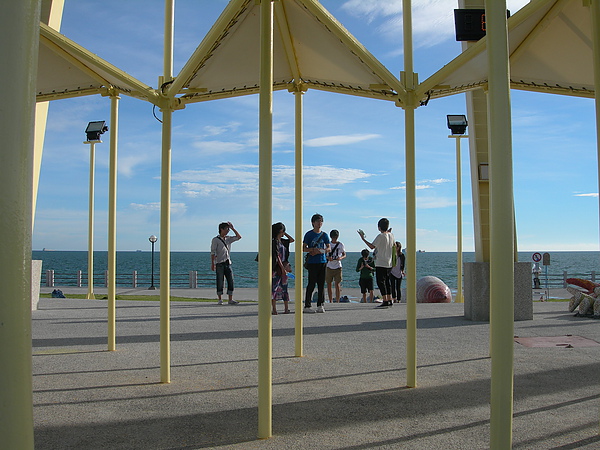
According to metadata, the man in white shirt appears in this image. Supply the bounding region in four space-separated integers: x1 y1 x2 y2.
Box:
358 218 395 308
210 221 242 305
326 229 346 303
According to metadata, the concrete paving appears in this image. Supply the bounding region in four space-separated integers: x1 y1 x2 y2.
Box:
32 288 600 449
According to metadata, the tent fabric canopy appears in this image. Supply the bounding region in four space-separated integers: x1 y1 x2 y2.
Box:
37 0 407 107
38 23 157 103
169 0 406 104
36 0 596 108
418 0 594 101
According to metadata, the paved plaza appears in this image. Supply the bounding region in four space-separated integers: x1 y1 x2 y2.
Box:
32 288 600 449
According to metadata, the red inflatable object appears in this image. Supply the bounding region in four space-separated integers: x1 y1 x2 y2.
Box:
565 278 600 294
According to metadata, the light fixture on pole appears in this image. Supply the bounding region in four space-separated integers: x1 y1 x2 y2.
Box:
447 115 468 303
84 121 108 300
149 235 158 290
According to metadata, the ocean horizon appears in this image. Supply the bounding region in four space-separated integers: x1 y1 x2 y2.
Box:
33 250 600 291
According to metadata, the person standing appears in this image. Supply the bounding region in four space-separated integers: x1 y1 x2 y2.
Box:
271 222 293 315
358 218 395 308
326 229 346 303
210 221 242 305
356 249 375 303
303 214 330 313
390 241 406 303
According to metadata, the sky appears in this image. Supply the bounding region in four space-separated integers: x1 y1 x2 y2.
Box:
33 0 600 254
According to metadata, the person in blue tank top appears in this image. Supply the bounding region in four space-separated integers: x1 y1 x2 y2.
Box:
302 213 330 313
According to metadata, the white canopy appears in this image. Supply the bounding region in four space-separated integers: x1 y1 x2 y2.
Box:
38 22 157 103
168 0 406 104
418 0 594 101
37 0 596 108
37 0 407 107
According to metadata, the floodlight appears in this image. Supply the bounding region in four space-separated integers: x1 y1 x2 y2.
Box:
85 121 108 142
447 115 468 135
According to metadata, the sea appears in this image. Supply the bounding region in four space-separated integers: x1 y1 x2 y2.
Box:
33 250 600 290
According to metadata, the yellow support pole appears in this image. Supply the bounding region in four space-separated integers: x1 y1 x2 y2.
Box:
486 0 515 448
107 93 120 351
404 104 417 389
452 135 468 303
86 142 96 300
160 107 172 384
588 0 600 435
159 0 175 385
294 88 304 358
160 108 173 383
402 0 417 389
0 1 40 448
258 0 274 439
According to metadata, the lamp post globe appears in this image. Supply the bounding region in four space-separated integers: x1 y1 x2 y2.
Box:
149 235 158 290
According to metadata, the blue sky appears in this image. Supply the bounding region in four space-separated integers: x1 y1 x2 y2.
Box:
33 0 599 253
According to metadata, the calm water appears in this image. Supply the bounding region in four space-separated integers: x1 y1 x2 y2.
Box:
33 250 600 289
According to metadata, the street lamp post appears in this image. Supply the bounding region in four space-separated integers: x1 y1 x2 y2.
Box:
447 115 468 303
84 121 108 300
149 235 158 290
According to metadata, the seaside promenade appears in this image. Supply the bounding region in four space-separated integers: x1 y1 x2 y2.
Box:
32 287 599 449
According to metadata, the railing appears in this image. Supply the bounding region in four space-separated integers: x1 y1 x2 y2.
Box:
533 271 597 289
43 269 598 290
44 270 218 289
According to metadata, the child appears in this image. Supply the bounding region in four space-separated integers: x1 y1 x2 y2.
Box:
326 229 346 303
356 249 375 303
390 241 406 303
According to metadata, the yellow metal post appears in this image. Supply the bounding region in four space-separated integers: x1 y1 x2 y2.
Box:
86 142 96 300
402 0 417 389
486 0 515 447
159 0 175 384
294 88 304 358
451 135 468 303
588 0 600 435
160 108 172 384
108 93 120 351
0 1 40 448
258 0 274 439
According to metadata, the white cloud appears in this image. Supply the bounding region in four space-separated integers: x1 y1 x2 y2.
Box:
305 134 381 147
423 178 452 184
171 164 373 199
392 179 450 190
191 140 247 155
129 202 187 214
173 165 259 184
574 193 599 198
202 122 241 137
354 189 386 201
235 123 293 149
417 196 455 209
118 154 150 177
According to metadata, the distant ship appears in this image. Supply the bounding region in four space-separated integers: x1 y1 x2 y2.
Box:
42 248 55 252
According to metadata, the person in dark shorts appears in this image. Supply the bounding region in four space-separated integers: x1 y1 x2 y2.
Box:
356 249 375 303
210 221 242 305
302 214 330 313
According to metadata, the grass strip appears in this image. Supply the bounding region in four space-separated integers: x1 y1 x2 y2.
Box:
40 293 217 302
